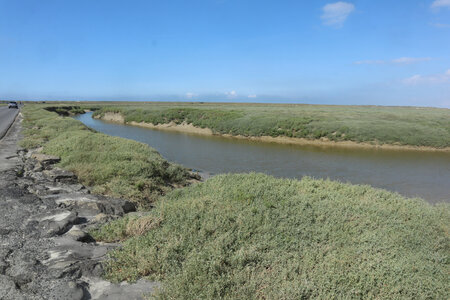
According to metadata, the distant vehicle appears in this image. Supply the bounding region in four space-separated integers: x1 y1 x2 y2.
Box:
8 101 18 109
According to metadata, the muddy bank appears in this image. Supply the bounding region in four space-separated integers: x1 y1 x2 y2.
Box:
0 119 159 299
97 112 213 136
96 112 450 152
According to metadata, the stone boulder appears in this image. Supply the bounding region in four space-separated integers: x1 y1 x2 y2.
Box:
47 193 136 219
30 153 60 167
43 168 77 184
27 209 78 237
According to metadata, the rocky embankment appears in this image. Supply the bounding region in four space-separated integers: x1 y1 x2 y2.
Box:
0 120 159 299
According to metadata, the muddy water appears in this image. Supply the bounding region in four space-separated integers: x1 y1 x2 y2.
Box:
76 113 450 203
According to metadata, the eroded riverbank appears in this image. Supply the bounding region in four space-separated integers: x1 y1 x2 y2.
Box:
96 112 450 152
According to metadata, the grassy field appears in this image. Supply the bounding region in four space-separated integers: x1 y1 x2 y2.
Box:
20 105 191 207
91 102 450 148
93 173 449 299
20 103 450 299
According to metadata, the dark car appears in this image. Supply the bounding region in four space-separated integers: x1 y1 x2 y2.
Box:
8 101 18 109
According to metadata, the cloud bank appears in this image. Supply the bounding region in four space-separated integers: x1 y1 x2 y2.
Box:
431 23 450 28
431 0 450 8
321 2 355 27
403 69 450 85
355 57 432 65
185 92 198 99
225 90 237 98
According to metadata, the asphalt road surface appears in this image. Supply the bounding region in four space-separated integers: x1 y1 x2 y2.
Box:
0 106 19 140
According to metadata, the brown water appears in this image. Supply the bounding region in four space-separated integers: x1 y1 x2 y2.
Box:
76 112 450 204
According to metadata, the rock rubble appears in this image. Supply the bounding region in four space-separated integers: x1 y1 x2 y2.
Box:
0 120 159 299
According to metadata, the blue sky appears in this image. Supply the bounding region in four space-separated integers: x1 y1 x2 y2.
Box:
0 0 449 107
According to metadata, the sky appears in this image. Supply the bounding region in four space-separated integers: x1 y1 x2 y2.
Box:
0 0 449 107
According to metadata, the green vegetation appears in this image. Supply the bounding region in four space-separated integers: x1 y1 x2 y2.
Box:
20 103 450 298
45 105 86 116
20 105 191 207
93 102 450 148
94 173 449 299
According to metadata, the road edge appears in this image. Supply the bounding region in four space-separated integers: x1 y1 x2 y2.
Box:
0 109 20 142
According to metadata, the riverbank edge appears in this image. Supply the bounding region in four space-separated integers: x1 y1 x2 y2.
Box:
20 106 200 209
96 112 450 152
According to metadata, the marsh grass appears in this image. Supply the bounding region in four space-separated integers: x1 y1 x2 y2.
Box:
93 103 450 148
95 173 450 299
21 103 450 299
20 105 191 207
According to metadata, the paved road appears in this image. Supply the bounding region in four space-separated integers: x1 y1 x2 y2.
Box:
0 106 19 140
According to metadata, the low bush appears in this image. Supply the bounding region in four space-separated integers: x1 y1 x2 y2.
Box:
96 173 450 299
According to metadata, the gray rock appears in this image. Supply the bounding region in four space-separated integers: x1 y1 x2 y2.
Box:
27 171 46 182
31 183 88 197
0 259 8 274
50 193 136 219
43 168 77 184
0 119 155 299
84 277 160 300
65 226 92 242
33 162 44 172
0 274 26 300
29 210 78 236
68 183 87 192
30 153 60 166
40 236 119 280
6 253 40 287
48 281 85 300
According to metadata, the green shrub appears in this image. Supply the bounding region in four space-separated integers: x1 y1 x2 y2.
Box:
99 173 450 299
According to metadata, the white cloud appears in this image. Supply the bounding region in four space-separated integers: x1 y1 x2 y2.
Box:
225 90 237 98
403 75 423 85
355 57 432 65
321 2 355 27
431 23 450 28
186 92 197 99
431 0 450 8
403 69 450 85
247 94 257 98
354 60 385 65
391 57 432 64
